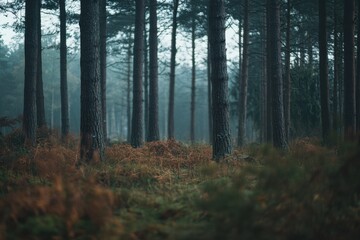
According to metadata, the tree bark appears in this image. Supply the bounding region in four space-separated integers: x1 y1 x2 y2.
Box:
99 0 107 141
333 0 339 133
168 0 179 140
23 0 40 146
356 0 360 135
237 0 248 147
80 0 104 162
319 0 331 143
60 0 69 139
343 0 356 140
148 0 160 142
209 0 232 160
131 0 145 148
207 40 213 144
127 36 132 143
267 0 287 149
190 6 196 144
144 21 149 140
284 0 291 141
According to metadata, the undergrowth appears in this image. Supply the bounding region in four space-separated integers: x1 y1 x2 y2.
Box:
0 132 359 239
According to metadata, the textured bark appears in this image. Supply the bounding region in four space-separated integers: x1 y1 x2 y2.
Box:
60 0 69 139
144 24 149 140
260 10 267 143
207 41 213 144
80 0 104 162
284 0 291 141
131 0 145 148
237 0 248 147
267 0 287 149
168 0 179 140
190 9 196 144
356 0 360 134
148 0 160 142
23 0 39 146
99 0 107 141
126 38 132 143
319 0 331 143
266 0 272 144
36 6 46 129
333 1 339 133
343 0 356 140
209 0 232 160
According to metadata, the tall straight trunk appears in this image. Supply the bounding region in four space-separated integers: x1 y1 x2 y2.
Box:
237 0 249 147
131 0 145 148
190 11 196 144
36 5 46 129
23 0 40 146
266 0 273 144
284 0 291 141
333 0 339 133
80 0 104 162
356 0 360 134
319 0 331 143
127 38 132 143
60 0 69 139
148 0 160 141
99 0 107 141
168 0 179 140
267 0 287 149
144 22 149 140
209 0 232 160
260 10 267 143
343 0 356 140
207 40 213 144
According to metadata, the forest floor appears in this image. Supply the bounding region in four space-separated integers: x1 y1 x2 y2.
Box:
0 131 360 239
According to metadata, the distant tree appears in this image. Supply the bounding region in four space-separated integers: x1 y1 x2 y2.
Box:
23 0 40 146
168 0 179 140
318 0 330 143
208 0 232 160
267 0 287 149
147 0 160 142
60 0 69 139
237 0 249 147
284 0 291 141
100 0 107 141
343 0 356 140
79 0 104 162
131 0 145 147
190 2 196 144
333 0 339 133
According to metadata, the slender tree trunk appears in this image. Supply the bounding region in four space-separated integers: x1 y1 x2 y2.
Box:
284 0 291 141
333 0 339 133
148 0 160 141
36 5 46 129
99 0 107 141
60 0 69 139
23 0 40 146
343 0 356 140
144 22 149 141
266 0 273 144
80 0 104 162
237 0 249 147
356 0 360 134
168 0 179 140
319 0 331 143
190 10 196 144
267 0 287 149
127 38 132 143
261 10 267 143
131 0 145 148
209 0 232 160
207 40 213 144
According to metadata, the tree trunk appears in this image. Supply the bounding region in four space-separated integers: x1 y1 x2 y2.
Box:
266 0 272 144
260 9 267 143
99 0 107 141
207 40 213 144
267 0 287 149
127 37 132 143
168 0 179 140
23 0 40 146
237 0 248 147
319 0 331 143
190 9 196 144
131 0 145 148
60 0 69 139
36 5 46 129
356 0 360 135
333 0 339 134
343 0 356 140
144 21 149 141
209 0 232 161
80 0 104 162
284 0 291 141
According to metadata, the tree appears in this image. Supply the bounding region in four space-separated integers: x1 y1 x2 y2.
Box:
356 0 360 135
80 0 104 162
190 2 196 144
168 0 179 140
208 0 232 160
267 0 287 149
318 0 330 143
23 0 40 146
343 0 356 140
131 0 145 147
147 0 160 142
60 0 69 139
237 0 249 147
284 0 291 141
100 0 107 141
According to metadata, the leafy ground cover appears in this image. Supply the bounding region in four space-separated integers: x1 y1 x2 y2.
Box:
0 131 359 239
